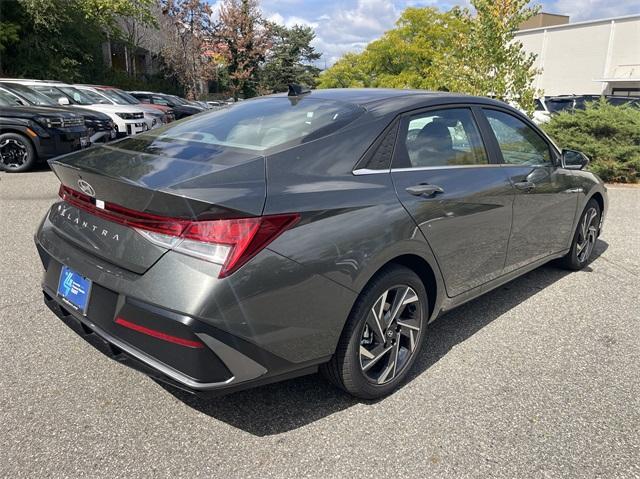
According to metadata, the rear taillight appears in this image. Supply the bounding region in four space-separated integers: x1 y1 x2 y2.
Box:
59 185 299 277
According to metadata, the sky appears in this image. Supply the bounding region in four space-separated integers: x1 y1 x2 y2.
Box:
209 0 640 66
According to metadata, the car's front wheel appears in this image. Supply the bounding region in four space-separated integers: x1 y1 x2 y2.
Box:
560 198 601 270
0 133 36 173
322 265 428 399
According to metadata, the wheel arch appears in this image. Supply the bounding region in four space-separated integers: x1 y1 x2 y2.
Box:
589 191 605 214
353 253 442 323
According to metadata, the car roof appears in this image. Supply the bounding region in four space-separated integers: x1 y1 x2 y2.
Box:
269 88 448 105
2 79 72 88
265 88 516 118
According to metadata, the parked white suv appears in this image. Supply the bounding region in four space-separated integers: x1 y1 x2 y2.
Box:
5 80 146 138
73 85 164 131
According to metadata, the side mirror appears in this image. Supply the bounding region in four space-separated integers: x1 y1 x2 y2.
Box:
562 149 589 170
58 96 70 105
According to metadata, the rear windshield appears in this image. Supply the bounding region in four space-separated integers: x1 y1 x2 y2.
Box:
117 97 364 152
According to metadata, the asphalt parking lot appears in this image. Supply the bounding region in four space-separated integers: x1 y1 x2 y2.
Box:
0 170 638 478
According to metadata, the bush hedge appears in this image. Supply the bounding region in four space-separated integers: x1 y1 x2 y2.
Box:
542 99 640 183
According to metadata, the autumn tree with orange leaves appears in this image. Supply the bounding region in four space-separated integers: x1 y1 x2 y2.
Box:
213 0 272 100
160 0 218 98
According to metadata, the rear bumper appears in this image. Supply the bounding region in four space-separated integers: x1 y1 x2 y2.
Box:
34 229 345 394
42 286 285 394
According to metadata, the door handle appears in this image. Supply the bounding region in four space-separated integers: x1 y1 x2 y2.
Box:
514 180 536 191
406 184 444 197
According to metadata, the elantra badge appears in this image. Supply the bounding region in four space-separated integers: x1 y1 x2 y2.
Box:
77 179 95 197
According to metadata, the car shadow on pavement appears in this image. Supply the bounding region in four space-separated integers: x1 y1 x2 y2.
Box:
161 239 608 437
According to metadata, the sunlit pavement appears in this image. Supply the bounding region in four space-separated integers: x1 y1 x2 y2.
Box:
1 171 638 478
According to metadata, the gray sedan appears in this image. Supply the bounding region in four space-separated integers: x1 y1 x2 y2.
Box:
35 87 607 399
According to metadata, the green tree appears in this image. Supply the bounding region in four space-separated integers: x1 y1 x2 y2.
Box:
319 1 540 114
0 0 156 81
316 53 370 88
461 0 540 114
318 7 467 90
543 100 640 183
0 21 20 54
258 23 321 93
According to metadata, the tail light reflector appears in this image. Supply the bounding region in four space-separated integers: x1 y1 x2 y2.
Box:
115 317 204 348
59 185 299 277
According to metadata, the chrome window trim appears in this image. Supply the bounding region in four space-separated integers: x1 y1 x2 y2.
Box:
353 164 510 175
390 164 505 173
352 168 390 175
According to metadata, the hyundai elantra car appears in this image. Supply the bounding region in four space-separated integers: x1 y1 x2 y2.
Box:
35 87 607 399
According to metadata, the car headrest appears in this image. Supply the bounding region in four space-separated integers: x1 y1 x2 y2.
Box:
416 123 453 152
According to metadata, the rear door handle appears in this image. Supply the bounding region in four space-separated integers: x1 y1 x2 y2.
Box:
406 184 444 197
514 180 535 191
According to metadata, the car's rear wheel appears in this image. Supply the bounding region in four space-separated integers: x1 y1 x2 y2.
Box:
560 198 601 270
0 133 36 173
322 265 428 399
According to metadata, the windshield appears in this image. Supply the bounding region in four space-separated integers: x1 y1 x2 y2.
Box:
58 86 109 105
94 88 130 105
1 83 56 106
112 89 140 105
0 89 20 106
31 85 75 104
118 97 364 153
168 95 188 105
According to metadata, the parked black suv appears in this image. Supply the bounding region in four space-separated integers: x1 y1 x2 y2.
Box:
0 89 88 172
128 91 202 119
0 82 116 144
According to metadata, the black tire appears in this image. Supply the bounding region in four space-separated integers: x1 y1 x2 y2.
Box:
321 264 428 399
0 132 36 172
560 198 601 270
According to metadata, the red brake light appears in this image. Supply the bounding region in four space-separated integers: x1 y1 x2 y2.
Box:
183 215 299 277
58 185 299 277
59 185 189 236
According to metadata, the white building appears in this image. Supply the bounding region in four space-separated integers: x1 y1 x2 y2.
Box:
515 14 640 97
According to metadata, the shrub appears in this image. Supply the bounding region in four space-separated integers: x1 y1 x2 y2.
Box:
542 99 640 183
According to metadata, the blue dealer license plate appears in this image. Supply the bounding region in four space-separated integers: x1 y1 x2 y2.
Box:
57 266 92 314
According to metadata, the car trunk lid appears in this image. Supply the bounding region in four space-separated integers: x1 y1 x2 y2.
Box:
48 141 266 274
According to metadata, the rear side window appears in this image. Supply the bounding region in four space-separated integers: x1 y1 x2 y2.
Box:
129 97 364 152
396 108 488 168
483 109 551 166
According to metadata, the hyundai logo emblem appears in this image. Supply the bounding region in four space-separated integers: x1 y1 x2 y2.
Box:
77 179 95 197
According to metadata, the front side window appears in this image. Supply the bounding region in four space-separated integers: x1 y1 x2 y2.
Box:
398 108 488 168
484 109 551 166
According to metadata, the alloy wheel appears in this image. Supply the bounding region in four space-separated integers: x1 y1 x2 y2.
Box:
359 285 423 385
0 138 28 170
576 207 598 263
